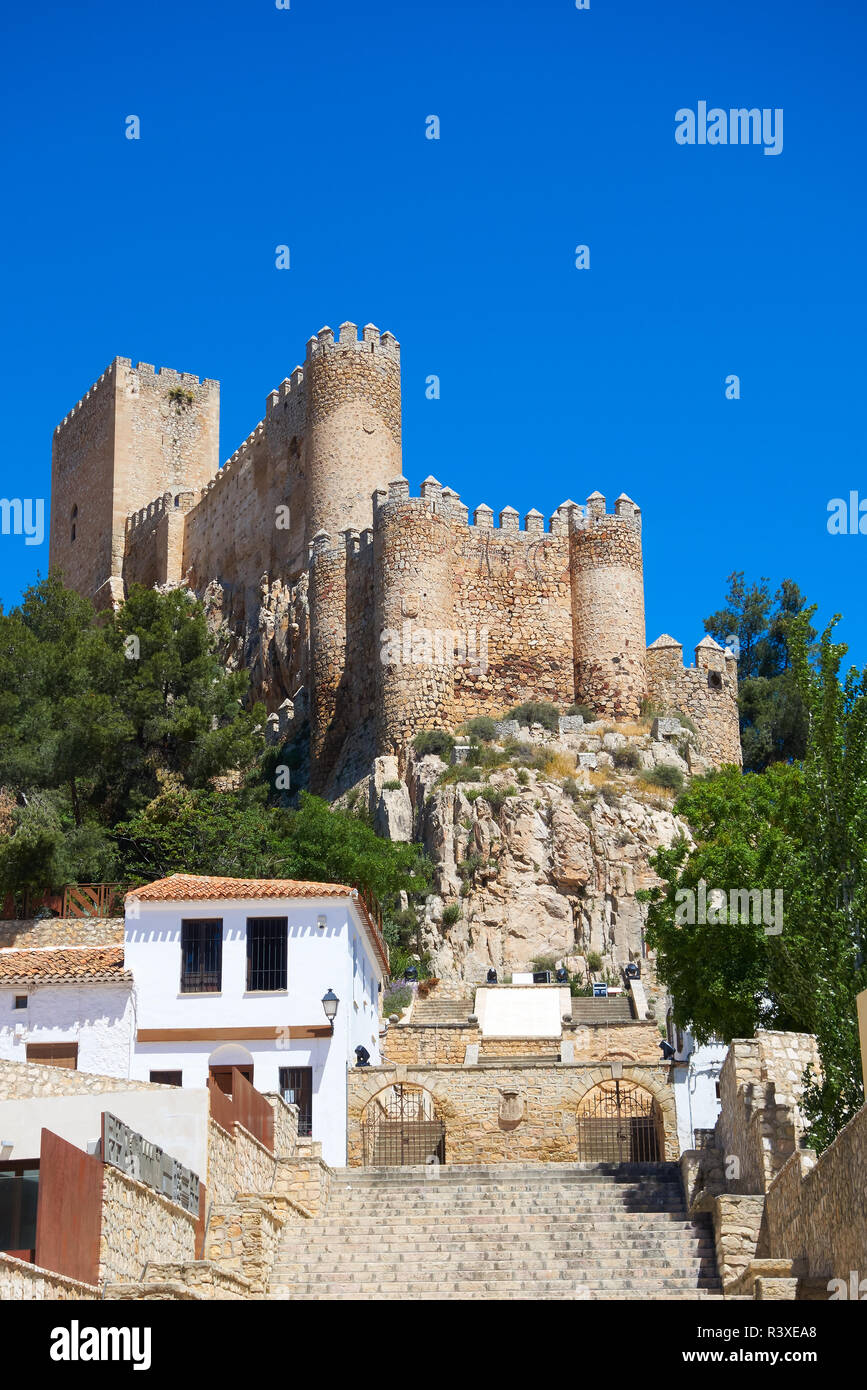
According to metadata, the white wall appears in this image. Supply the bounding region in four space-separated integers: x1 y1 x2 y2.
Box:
125 896 384 1166
0 1087 209 1177
671 1034 727 1152
0 983 133 1078
475 984 570 1038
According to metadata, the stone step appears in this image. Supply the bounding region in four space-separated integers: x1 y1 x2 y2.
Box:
272 1280 723 1297
570 997 634 1023
336 1162 676 1176
409 998 473 1023
267 1161 720 1301
273 1284 728 1295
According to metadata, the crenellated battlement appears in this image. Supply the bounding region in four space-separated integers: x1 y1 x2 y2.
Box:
372 480 641 540
305 321 400 365
265 365 306 417
55 358 218 434
54 359 118 434
125 490 198 535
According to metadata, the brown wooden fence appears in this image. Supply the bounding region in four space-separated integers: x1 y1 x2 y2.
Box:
2 883 126 921
207 1070 274 1154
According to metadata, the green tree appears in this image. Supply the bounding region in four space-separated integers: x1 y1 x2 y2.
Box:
0 577 264 896
644 612 867 1150
117 786 430 904
703 571 813 771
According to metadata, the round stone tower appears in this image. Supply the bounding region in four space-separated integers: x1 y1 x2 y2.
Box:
569 492 647 719
374 480 457 755
304 322 402 544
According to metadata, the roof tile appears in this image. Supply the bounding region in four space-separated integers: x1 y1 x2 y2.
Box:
127 874 356 903
0 946 130 985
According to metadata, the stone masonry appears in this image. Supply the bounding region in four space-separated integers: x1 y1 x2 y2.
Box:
49 322 742 799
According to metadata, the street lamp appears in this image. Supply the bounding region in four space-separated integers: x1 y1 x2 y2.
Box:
321 988 339 1032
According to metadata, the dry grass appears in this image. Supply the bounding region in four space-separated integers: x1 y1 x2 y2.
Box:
601 719 652 738
540 750 577 778
634 778 677 805
586 769 614 789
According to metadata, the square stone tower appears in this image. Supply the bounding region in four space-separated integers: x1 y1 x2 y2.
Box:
50 358 220 606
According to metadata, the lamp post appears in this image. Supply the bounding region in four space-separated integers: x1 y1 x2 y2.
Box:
321 988 339 1033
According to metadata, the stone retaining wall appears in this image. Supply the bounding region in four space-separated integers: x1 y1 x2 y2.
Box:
760 1103 867 1287
0 1252 99 1300
0 917 124 948
348 1061 678 1165
99 1166 197 1285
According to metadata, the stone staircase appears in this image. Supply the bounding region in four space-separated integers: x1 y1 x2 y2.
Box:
571 995 634 1024
268 1163 723 1300
411 996 474 1024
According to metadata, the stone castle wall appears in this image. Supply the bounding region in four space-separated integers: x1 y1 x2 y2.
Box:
647 636 742 767
48 322 742 783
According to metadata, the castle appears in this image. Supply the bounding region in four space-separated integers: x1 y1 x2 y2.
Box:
49 321 741 794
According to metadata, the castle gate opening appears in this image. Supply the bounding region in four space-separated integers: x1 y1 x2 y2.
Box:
575 1080 663 1162
361 1085 446 1167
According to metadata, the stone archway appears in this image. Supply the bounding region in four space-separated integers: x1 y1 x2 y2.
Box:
564 1068 678 1162
359 1081 445 1167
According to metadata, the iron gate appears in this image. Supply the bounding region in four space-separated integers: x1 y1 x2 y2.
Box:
362 1085 446 1166
575 1080 663 1162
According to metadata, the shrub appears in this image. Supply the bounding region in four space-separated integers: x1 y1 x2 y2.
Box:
442 902 461 926
531 953 559 972
562 777 581 802
462 716 498 742
600 784 621 807
517 769 529 786
484 785 517 814
457 852 485 880
565 703 594 720
643 764 684 792
506 701 560 732
413 730 455 759
382 779 403 791
586 950 603 972
613 746 641 771
382 985 412 1016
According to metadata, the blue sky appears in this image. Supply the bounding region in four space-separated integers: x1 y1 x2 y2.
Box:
1 0 865 666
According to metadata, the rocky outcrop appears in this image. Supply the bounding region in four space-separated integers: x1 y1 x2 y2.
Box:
387 718 700 998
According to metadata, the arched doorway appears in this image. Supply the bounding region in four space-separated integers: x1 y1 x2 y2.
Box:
208 1043 255 1095
575 1079 663 1162
361 1084 446 1167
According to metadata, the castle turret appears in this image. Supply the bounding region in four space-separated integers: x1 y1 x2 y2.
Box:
304 323 402 545
568 492 646 719
374 479 456 754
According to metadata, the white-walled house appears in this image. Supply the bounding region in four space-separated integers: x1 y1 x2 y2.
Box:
125 875 388 1166
666 1013 726 1151
0 947 133 1076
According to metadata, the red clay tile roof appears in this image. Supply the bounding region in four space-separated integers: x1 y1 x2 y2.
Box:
127 875 390 972
127 874 356 903
0 946 130 985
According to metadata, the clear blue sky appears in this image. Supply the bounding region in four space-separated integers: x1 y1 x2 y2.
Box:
1 0 865 666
